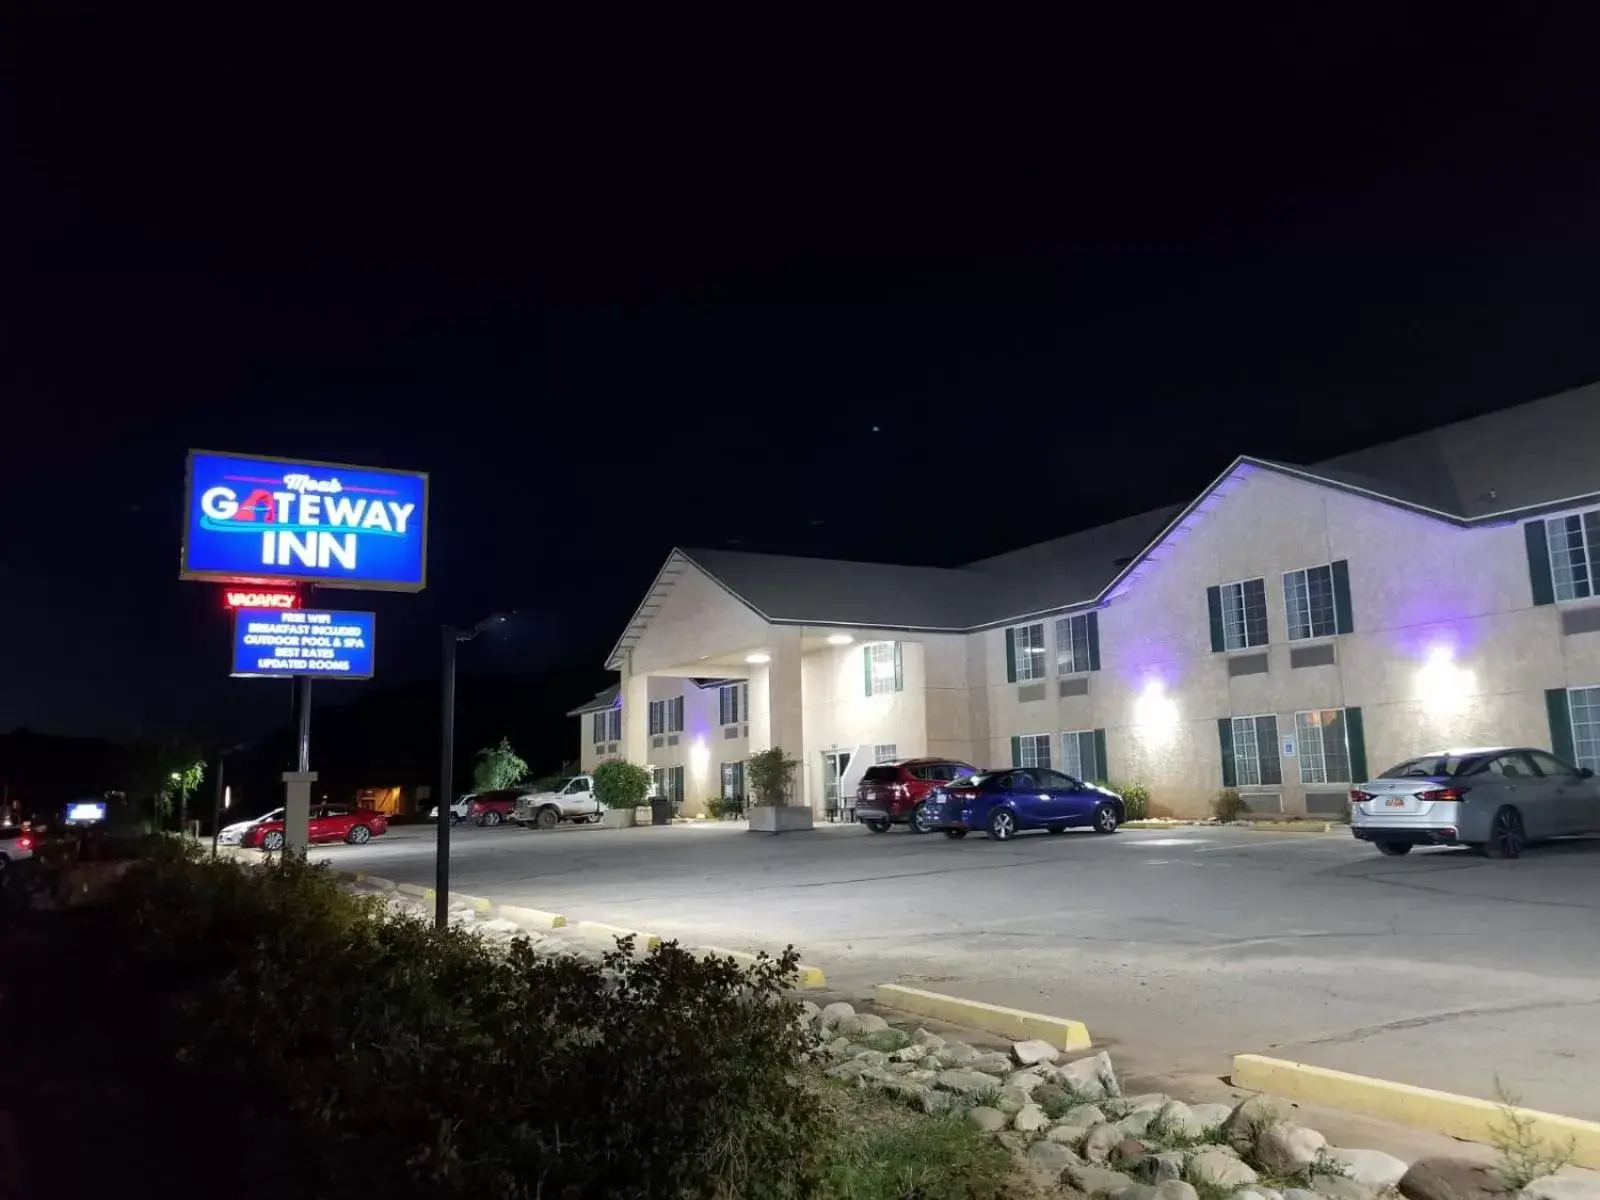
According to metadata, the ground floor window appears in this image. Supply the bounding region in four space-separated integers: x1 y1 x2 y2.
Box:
651 767 664 796
1231 715 1282 787
1014 733 1051 769
1570 687 1600 772
720 761 744 799
873 743 898 764
1295 709 1351 784
662 765 685 803
1060 730 1101 782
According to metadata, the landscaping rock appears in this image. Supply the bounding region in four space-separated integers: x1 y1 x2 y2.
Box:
819 1001 855 1029
937 1041 979 1066
1014 1104 1049 1134
936 1068 1001 1096
1119 1187 1159 1200
918 1055 942 1071
1155 1182 1199 1200
796 999 821 1026
825 1060 870 1082
969 1051 1014 1076
1005 1069 1045 1093
1066 1104 1109 1127
1323 1148 1409 1189
1137 1151 1188 1183
1125 1093 1173 1113
1191 1149 1260 1189
918 1090 954 1116
1013 1038 1060 1067
885 1060 916 1075
823 1039 856 1061
1064 1164 1141 1198
851 1049 891 1067
1222 1095 1282 1154
838 1012 890 1036
481 918 523 934
1118 1110 1158 1137
1153 1100 1207 1140
1050 1124 1092 1145
905 1069 938 1084
1254 1121 1327 1176
1312 1175 1380 1200
1083 1123 1124 1163
1283 1188 1324 1200
968 1106 1008 1133
996 1086 1032 1114
1030 1140 1084 1171
1521 1175 1600 1200
1190 1102 1234 1130
913 1028 946 1049
889 1044 925 1063
1058 1051 1121 1099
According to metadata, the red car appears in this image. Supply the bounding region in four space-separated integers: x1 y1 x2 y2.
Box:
856 758 977 834
243 804 389 850
468 789 522 827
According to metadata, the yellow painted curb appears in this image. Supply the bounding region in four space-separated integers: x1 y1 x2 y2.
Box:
1233 1055 1600 1169
396 882 436 903
874 984 1092 1051
576 920 662 951
698 945 827 989
1243 821 1334 833
497 904 568 929
450 893 492 913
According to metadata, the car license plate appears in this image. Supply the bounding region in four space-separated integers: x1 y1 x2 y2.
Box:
1386 797 1406 808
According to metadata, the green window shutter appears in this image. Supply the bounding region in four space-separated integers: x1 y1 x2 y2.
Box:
1010 736 1022 768
1525 520 1555 606
1546 688 1575 763
1086 612 1102 671
893 641 904 692
1005 628 1018 683
863 647 872 697
1092 728 1108 782
1331 559 1354 635
1206 586 1225 652
1217 718 1237 789
1345 706 1368 783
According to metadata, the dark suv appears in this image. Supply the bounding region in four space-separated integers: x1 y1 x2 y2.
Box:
856 758 977 834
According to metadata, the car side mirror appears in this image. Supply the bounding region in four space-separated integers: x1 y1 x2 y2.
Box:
1582 767 1595 780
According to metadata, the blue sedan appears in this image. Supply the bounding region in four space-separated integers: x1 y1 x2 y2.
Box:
923 768 1124 841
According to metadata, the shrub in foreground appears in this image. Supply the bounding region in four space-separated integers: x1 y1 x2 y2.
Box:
1104 781 1150 821
106 852 827 1199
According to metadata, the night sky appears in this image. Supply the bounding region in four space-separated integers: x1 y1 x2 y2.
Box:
6 7 1600 747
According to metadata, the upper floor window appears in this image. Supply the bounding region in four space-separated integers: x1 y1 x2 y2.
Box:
1547 512 1600 600
1007 623 1047 682
666 695 684 733
592 707 621 744
1055 612 1101 674
864 642 904 696
718 683 746 726
873 743 898 764
1209 578 1268 651
648 700 665 736
1284 561 1353 640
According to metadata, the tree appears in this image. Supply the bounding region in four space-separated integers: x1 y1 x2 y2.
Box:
472 736 528 792
746 746 798 807
592 760 652 810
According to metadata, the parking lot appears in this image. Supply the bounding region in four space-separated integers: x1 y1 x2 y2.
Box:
305 819 1600 1119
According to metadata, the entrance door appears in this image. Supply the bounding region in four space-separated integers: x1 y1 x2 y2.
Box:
822 750 853 817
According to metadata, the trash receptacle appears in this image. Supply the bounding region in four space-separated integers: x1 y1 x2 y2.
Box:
650 798 673 826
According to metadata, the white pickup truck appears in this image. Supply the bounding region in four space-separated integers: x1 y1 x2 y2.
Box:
512 775 603 829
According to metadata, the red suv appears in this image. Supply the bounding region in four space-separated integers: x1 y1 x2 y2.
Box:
243 804 389 850
468 789 523 827
856 758 977 834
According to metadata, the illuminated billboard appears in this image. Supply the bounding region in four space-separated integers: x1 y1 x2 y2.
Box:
182 451 428 591
231 608 376 679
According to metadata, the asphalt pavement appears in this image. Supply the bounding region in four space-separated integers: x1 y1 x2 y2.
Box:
302 818 1600 1119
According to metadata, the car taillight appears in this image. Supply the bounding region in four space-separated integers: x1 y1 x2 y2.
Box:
1418 787 1464 803
1349 789 1373 803
17 836 32 851
890 784 908 797
949 789 977 801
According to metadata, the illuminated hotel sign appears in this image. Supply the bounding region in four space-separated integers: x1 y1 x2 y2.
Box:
182 451 428 591
223 589 301 609
231 608 376 679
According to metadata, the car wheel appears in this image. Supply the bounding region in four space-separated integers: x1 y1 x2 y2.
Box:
1485 807 1526 860
346 825 371 845
585 813 602 824
1375 841 1412 857
484 811 503 827
450 814 463 826
865 818 891 833
988 808 1017 842
943 829 968 840
1092 804 1119 835
261 830 285 852
1046 826 1066 835
535 807 560 831
909 803 932 834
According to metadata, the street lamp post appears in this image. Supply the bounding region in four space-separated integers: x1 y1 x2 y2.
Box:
171 771 188 837
437 614 507 929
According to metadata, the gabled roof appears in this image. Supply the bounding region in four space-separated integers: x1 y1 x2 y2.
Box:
600 381 1600 671
566 685 620 716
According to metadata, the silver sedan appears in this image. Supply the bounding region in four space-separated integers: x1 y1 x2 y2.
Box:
1351 746 1600 859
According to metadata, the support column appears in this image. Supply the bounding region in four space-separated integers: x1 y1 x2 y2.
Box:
765 625 805 807
281 771 316 852
622 655 650 767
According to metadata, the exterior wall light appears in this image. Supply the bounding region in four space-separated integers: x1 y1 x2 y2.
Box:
746 653 771 664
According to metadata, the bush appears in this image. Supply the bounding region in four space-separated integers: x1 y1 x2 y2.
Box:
747 746 799 806
82 851 830 1199
1104 781 1150 821
592 759 654 810
1214 788 1245 822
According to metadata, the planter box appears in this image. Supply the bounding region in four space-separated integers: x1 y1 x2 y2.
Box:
600 807 637 829
747 805 814 834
